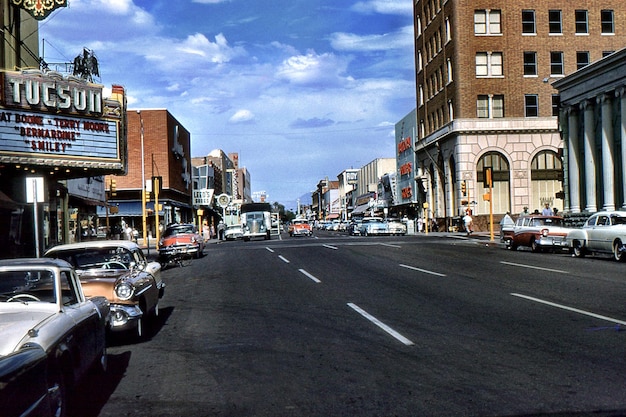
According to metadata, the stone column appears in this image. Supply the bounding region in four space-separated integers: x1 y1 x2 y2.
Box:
598 93 615 211
567 106 581 213
582 99 597 212
618 87 626 210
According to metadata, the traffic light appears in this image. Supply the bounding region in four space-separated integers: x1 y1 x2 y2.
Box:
144 190 151 203
110 178 117 196
461 180 467 196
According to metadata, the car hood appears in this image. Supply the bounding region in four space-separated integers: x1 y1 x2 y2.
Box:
0 309 55 356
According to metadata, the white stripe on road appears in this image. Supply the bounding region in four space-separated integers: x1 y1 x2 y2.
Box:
347 303 415 346
399 264 446 277
323 244 338 250
278 255 290 263
266 247 275 253
501 261 567 274
298 269 322 283
380 243 402 248
511 293 626 326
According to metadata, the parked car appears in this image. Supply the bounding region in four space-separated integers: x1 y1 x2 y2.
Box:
158 223 205 261
224 224 244 240
44 240 164 337
505 215 572 252
387 219 407 236
566 211 626 261
288 218 312 237
0 258 110 417
359 217 389 236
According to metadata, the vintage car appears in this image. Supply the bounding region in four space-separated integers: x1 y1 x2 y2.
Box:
505 215 572 252
387 219 407 236
288 218 312 237
359 217 389 236
224 224 244 240
158 223 205 261
566 211 626 261
44 240 164 337
347 220 362 236
0 258 109 417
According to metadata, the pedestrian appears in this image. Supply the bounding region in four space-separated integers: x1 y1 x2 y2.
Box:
132 227 139 243
217 221 225 240
520 206 530 217
541 203 554 216
417 217 424 233
463 212 473 236
125 225 132 240
431 218 438 232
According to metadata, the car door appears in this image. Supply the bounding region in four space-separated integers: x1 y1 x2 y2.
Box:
59 269 102 376
590 214 612 252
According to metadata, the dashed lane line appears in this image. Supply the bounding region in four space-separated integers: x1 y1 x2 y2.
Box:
298 269 322 283
347 303 415 346
399 264 446 277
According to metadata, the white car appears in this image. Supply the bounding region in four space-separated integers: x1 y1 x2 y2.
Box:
566 211 626 261
224 224 244 240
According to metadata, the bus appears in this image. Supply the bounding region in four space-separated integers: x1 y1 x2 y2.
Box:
240 202 272 241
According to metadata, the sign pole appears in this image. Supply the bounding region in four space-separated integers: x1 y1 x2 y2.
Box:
32 183 40 258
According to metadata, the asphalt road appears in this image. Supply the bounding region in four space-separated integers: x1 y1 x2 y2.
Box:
70 231 626 417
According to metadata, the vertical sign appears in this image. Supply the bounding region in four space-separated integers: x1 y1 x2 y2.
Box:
26 177 44 257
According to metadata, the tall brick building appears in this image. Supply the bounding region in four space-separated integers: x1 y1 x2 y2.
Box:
413 0 626 228
103 109 193 237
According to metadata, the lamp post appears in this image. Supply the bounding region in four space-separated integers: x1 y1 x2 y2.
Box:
138 111 147 247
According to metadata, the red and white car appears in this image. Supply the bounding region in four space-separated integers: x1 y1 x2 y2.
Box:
505 215 572 252
288 218 312 237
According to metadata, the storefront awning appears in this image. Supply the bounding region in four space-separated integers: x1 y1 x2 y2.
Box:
351 204 371 215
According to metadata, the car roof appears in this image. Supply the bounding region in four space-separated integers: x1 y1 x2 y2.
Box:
44 240 141 254
0 258 73 269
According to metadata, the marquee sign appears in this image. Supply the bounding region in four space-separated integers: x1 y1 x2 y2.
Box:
10 0 67 20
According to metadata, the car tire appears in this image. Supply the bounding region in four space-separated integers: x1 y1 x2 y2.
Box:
530 238 540 253
613 240 625 262
573 241 586 258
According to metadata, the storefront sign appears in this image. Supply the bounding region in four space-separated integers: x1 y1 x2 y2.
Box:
0 108 118 159
399 162 412 176
397 136 412 154
2 71 103 116
10 0 67 20
193 189 214 206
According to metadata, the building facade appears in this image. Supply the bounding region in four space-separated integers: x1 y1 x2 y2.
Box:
102 109 193 238
413 0 626 229
554 47 626 214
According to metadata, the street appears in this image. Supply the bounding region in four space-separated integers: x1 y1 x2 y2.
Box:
71 231 626 417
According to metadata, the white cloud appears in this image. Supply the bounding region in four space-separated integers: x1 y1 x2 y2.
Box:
351 0 413 15
275 51 351 87
329 26 414 52
229 109 256 124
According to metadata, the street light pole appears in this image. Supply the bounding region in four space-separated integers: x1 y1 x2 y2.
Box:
138 111 147 247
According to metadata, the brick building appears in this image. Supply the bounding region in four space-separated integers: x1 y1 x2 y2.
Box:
102 109 193 238
413 0 626 229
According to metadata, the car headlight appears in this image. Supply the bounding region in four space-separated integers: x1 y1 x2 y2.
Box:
115 282 134 300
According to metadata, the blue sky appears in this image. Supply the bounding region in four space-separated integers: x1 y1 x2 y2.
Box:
39 0 415 210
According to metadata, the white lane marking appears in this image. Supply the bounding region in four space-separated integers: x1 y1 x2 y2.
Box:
323 244 338 250
511 293 626 326
347 303 415 346
380 243 402 248
298 269 322 283
501 261 567 274
266 247 275 253
278 255 290 263
399 264 446 277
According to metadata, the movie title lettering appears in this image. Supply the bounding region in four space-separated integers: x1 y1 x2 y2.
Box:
26 139 70 153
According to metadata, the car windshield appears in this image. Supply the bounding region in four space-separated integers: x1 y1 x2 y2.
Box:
163 225 196 237
530 218 563 227
50 248 134 270
0 269 57 303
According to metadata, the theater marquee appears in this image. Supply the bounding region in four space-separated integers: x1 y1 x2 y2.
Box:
0 70 125 173
10 0 67 21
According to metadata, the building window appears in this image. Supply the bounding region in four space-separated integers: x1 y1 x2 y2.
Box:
523 52 537 76
477 152 511 214
474 9 501 35
548 10 562 34
522 10 535 34
477 95 504 118
531 150 563 212
575 10 588 34
525 95 539 117
476 52 503 77
551 95 560 117
445 17 451 42
601 10 614 34
603 50 615 57
550 51 564 76
576 51 590 70
447 58 453 83
417 50 423 71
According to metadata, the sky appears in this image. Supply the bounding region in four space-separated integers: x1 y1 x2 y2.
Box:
38 0 416 210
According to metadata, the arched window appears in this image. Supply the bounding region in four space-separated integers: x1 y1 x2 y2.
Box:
476 152 510 214
531 150 563 212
